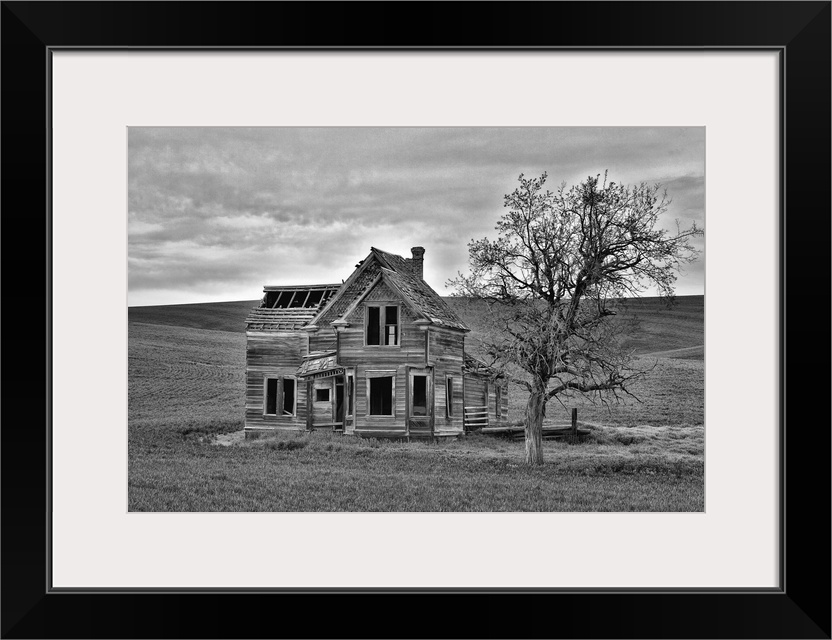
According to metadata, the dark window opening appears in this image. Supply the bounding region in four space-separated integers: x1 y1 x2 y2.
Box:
283 379 295 415
495 384 502 419
266 378 278 415
347 376 354 416
335 384 345 424
316 387 330 402
446 377 454 417
369 377 393 415
367 306 380 345
412 375 427 416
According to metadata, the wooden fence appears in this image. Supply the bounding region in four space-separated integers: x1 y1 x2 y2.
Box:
477 408 594 440
463 405 489 430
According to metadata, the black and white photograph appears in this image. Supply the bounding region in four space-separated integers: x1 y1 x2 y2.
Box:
1 0 822 634
128 126 705 512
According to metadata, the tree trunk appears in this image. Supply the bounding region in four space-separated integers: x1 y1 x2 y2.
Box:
524 384 546 465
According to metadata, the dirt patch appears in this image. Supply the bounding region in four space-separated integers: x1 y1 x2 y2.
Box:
213 430 246 446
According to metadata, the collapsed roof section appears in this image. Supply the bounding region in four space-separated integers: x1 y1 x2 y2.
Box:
262 284 340 309
245 284 340 331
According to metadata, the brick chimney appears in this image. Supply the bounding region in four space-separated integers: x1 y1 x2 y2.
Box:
410 246 425 280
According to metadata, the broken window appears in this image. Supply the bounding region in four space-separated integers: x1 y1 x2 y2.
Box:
265 377 296 416
283 378 295 415
316 388 330 402
346 375 354 417
366 305 399 346
369 376 394 415
367 306 380 345
384 306 398 345
265 378 278 415
412 375 427 416
446 377 454 417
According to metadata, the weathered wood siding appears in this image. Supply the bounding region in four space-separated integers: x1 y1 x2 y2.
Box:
429 327 465 436
463 375 489 431
245 330 307 431
463 376 488 405
308 330 337 354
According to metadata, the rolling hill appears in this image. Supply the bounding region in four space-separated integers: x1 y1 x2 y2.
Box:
128 300 259 333
128 295 703 358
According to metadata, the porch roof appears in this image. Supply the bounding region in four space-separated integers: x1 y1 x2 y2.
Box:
296 351 345 378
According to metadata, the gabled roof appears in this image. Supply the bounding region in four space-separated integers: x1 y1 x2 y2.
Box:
318 247 468 331
379 266 468 331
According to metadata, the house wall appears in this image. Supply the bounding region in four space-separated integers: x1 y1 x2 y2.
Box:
338 333 416 436
463 376 489 407
245 272 472 439
463 375 488 430
245 330 308 432
336 281 429 436
429 327 465 436
462 374 509 429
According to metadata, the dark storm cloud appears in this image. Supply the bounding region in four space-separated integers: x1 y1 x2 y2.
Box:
128 127 705 305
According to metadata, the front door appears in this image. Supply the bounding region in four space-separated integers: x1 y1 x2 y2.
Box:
408 367 433 437
311 379 333 429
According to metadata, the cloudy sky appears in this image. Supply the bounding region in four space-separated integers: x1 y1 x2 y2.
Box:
128 127 704 307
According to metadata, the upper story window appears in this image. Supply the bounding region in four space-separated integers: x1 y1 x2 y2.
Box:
366 305 399 346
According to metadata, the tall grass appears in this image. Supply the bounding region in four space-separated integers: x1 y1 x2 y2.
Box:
130 428 703 512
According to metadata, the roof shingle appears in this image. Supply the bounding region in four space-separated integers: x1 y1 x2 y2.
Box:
372 248 468 331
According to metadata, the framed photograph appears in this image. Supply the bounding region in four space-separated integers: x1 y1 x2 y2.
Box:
2 2 829 638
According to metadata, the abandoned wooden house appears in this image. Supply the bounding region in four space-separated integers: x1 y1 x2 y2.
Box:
244 246 508 439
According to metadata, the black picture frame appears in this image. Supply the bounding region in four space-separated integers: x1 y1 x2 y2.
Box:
2 2 829 638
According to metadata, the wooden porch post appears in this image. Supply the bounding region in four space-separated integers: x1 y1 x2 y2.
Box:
306 380 313 431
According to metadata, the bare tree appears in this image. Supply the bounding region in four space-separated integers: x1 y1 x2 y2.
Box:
449 172 702 465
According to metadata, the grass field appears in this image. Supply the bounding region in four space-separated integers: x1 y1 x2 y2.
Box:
128 296 704 512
